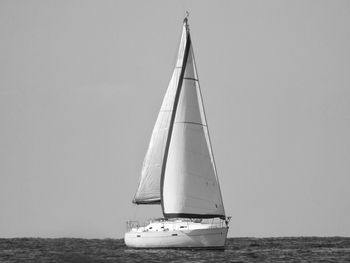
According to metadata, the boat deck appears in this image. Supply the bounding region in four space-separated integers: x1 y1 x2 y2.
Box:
127 218 227 233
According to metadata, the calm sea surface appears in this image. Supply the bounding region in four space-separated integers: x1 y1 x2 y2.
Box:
0 237 349 262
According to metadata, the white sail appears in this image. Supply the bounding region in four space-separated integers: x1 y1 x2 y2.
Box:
162 32 225 218
133 25 188 204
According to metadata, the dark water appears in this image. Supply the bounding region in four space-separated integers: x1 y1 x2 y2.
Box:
1 237 350 263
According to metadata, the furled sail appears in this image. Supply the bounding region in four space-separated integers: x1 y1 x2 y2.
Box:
133 24 188 204
161 21 226 219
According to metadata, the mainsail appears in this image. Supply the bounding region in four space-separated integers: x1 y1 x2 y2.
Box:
133 18 225 219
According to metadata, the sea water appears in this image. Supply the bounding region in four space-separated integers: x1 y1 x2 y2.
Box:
1 237 349 262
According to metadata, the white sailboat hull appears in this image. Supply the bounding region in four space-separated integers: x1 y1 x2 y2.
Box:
124 220 228 249
126 19 230 250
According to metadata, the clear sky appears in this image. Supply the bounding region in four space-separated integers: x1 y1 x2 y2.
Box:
1 0 349 238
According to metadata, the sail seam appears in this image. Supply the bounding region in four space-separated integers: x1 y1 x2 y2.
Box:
174 121 207 126
183 77 198 81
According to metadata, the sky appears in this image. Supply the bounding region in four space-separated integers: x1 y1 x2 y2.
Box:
0 0 350 239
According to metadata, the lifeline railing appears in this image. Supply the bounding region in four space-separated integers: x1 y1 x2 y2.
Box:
126 220 140 231
126 218 159 231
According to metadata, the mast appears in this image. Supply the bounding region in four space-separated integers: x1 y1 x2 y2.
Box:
160 16 191 217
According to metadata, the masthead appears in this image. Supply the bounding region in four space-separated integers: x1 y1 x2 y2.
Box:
184 11 189 25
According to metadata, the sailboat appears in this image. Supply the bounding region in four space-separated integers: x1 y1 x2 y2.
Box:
124 15 230 249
